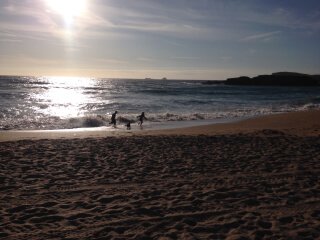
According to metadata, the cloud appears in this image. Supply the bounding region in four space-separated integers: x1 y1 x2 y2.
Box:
241 31 281 42
2 0 317 44
171 56 201 60
2 0 319 42
234 4 320 34
0 31 21 42
0 0 111 41
1 0 319 79
86 0 237 40
87 0 320 42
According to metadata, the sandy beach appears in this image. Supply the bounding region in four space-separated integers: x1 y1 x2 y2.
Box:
0 110 319 239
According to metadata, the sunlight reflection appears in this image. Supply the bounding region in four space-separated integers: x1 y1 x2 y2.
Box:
46 76 93 87
37 76 94 118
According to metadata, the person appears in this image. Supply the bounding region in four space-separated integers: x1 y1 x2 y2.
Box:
126 121 131 130
137 112 147 127
109 111 118 127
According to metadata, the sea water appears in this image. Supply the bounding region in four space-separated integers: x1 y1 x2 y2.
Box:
0 76 319 131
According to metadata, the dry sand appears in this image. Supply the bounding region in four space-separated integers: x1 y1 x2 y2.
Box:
0 110 319 239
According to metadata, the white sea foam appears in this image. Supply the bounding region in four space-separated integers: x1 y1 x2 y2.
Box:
0 76 319 130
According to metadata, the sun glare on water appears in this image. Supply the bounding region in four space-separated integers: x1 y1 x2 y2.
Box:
45 0 87 27
37 77 93 118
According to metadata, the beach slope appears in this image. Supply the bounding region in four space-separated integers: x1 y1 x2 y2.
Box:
0 111 319 239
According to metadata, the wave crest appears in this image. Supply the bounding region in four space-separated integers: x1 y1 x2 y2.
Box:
1 104 320 131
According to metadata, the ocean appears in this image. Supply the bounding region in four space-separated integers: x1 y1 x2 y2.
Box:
0 76 319 131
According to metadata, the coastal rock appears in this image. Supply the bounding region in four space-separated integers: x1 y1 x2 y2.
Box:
226 72 319 86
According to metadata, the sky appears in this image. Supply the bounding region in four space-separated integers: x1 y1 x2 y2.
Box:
0 0 320 80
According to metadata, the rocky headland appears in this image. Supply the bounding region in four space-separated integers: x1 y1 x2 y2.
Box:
203 72 320 86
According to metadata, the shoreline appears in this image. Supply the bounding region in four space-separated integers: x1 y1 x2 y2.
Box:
0 110 319 142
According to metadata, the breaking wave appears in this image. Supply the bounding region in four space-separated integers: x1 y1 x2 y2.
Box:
1 104 320 131
0 76 319 131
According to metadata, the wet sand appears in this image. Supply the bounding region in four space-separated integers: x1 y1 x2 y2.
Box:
0 110 319 239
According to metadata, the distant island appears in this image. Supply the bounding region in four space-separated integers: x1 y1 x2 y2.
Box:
144 77 168 80
203 72 320 86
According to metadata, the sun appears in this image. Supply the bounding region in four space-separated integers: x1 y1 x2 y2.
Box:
45 0 87 26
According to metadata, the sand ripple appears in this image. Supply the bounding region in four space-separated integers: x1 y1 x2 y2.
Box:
0 132 319 239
